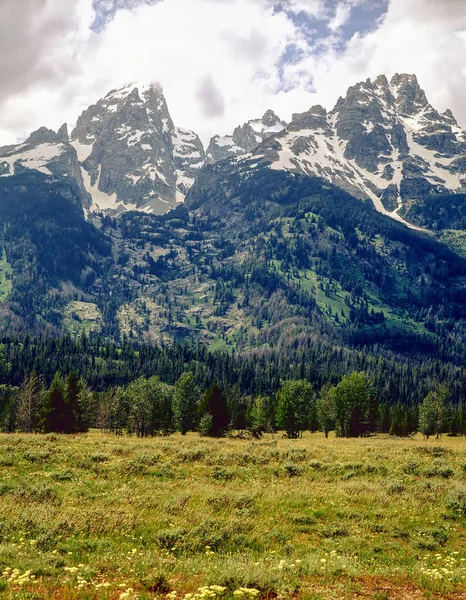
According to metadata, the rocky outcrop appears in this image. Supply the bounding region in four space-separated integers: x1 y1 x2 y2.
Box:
206 110 285 162
0 126 91 209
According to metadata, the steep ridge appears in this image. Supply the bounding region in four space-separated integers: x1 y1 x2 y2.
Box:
236 74 466 227
0 126 91 209
206 109 285 162
70 82 205 214
0 73 465 228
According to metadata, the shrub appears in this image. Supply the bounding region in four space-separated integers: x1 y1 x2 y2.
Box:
23 450 51 463
137 451 162 465
446 485 466 515
402 461 419 475
50 470 74 481
0 454 16 467
387 480 405 494
284 448 308 462
284 462 304 477
90 452 109 463
154 528 187 550
211 467 236 480
178 449 207 462
422 461 454 479
309 459 328 471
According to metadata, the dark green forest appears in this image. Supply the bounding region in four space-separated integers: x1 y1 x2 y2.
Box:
2 168 466 438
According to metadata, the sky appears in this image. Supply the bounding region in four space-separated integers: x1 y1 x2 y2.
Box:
0 0 466 146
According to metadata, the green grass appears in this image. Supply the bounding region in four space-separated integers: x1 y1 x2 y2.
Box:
63 301 103 337
436 230 466 258
0 250 12 302
1 432 466 599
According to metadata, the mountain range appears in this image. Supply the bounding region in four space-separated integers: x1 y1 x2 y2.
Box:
2 73 466 227
1 73 466 365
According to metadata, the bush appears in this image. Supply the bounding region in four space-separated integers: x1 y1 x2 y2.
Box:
90 452 109 463
211 467 236 481
422 461 454 479
284 448 308 462
402 461 419 475
387 480 405 494
284 462 304 477
309 459 328 471
154 528 187 550
446 485 466 515
199 414 214 437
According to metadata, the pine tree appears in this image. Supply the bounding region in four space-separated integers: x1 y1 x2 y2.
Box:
64 372 86 433
40 373 66 433
198 384 229 437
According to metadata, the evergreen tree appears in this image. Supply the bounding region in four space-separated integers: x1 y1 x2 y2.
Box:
64 372 87 433
173 372 199 435
198 384 230 437
0 385 18 433
40 373 67 433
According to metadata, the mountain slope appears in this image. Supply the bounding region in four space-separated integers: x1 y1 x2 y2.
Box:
236 74 466 227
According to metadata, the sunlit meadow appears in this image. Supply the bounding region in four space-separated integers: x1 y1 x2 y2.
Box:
1 432 466 599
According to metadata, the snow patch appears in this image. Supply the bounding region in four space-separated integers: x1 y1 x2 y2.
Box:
71 139 94 162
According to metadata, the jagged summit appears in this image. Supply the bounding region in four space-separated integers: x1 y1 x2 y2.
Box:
235 73 466 227
206 109 286 163
0 73 465 226
67 82 205 214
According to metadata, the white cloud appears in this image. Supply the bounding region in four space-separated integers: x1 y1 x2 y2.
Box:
328 2 352 32
0 0 466 148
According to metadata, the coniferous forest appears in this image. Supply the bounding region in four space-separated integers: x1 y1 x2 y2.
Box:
0 333 465 438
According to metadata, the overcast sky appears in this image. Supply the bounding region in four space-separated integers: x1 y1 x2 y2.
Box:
0 0 466 146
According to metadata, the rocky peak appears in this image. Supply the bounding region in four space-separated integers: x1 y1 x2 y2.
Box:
0 125 91 209
390 73 428 116
26 127 61 146
57 123 69 143
443 108 458 125
237 72 466 228
207 110 286 163
289 106 330 132
69 82 205 214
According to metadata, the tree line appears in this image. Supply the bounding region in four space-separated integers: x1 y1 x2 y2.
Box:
0 368 463 439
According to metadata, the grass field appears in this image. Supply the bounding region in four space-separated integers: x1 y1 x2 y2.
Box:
1 432 466 599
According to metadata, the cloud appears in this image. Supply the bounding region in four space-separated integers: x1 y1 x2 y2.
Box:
328 2 352 32
0 0 465 148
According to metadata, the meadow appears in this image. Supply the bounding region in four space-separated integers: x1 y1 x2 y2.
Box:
0 432 466 599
